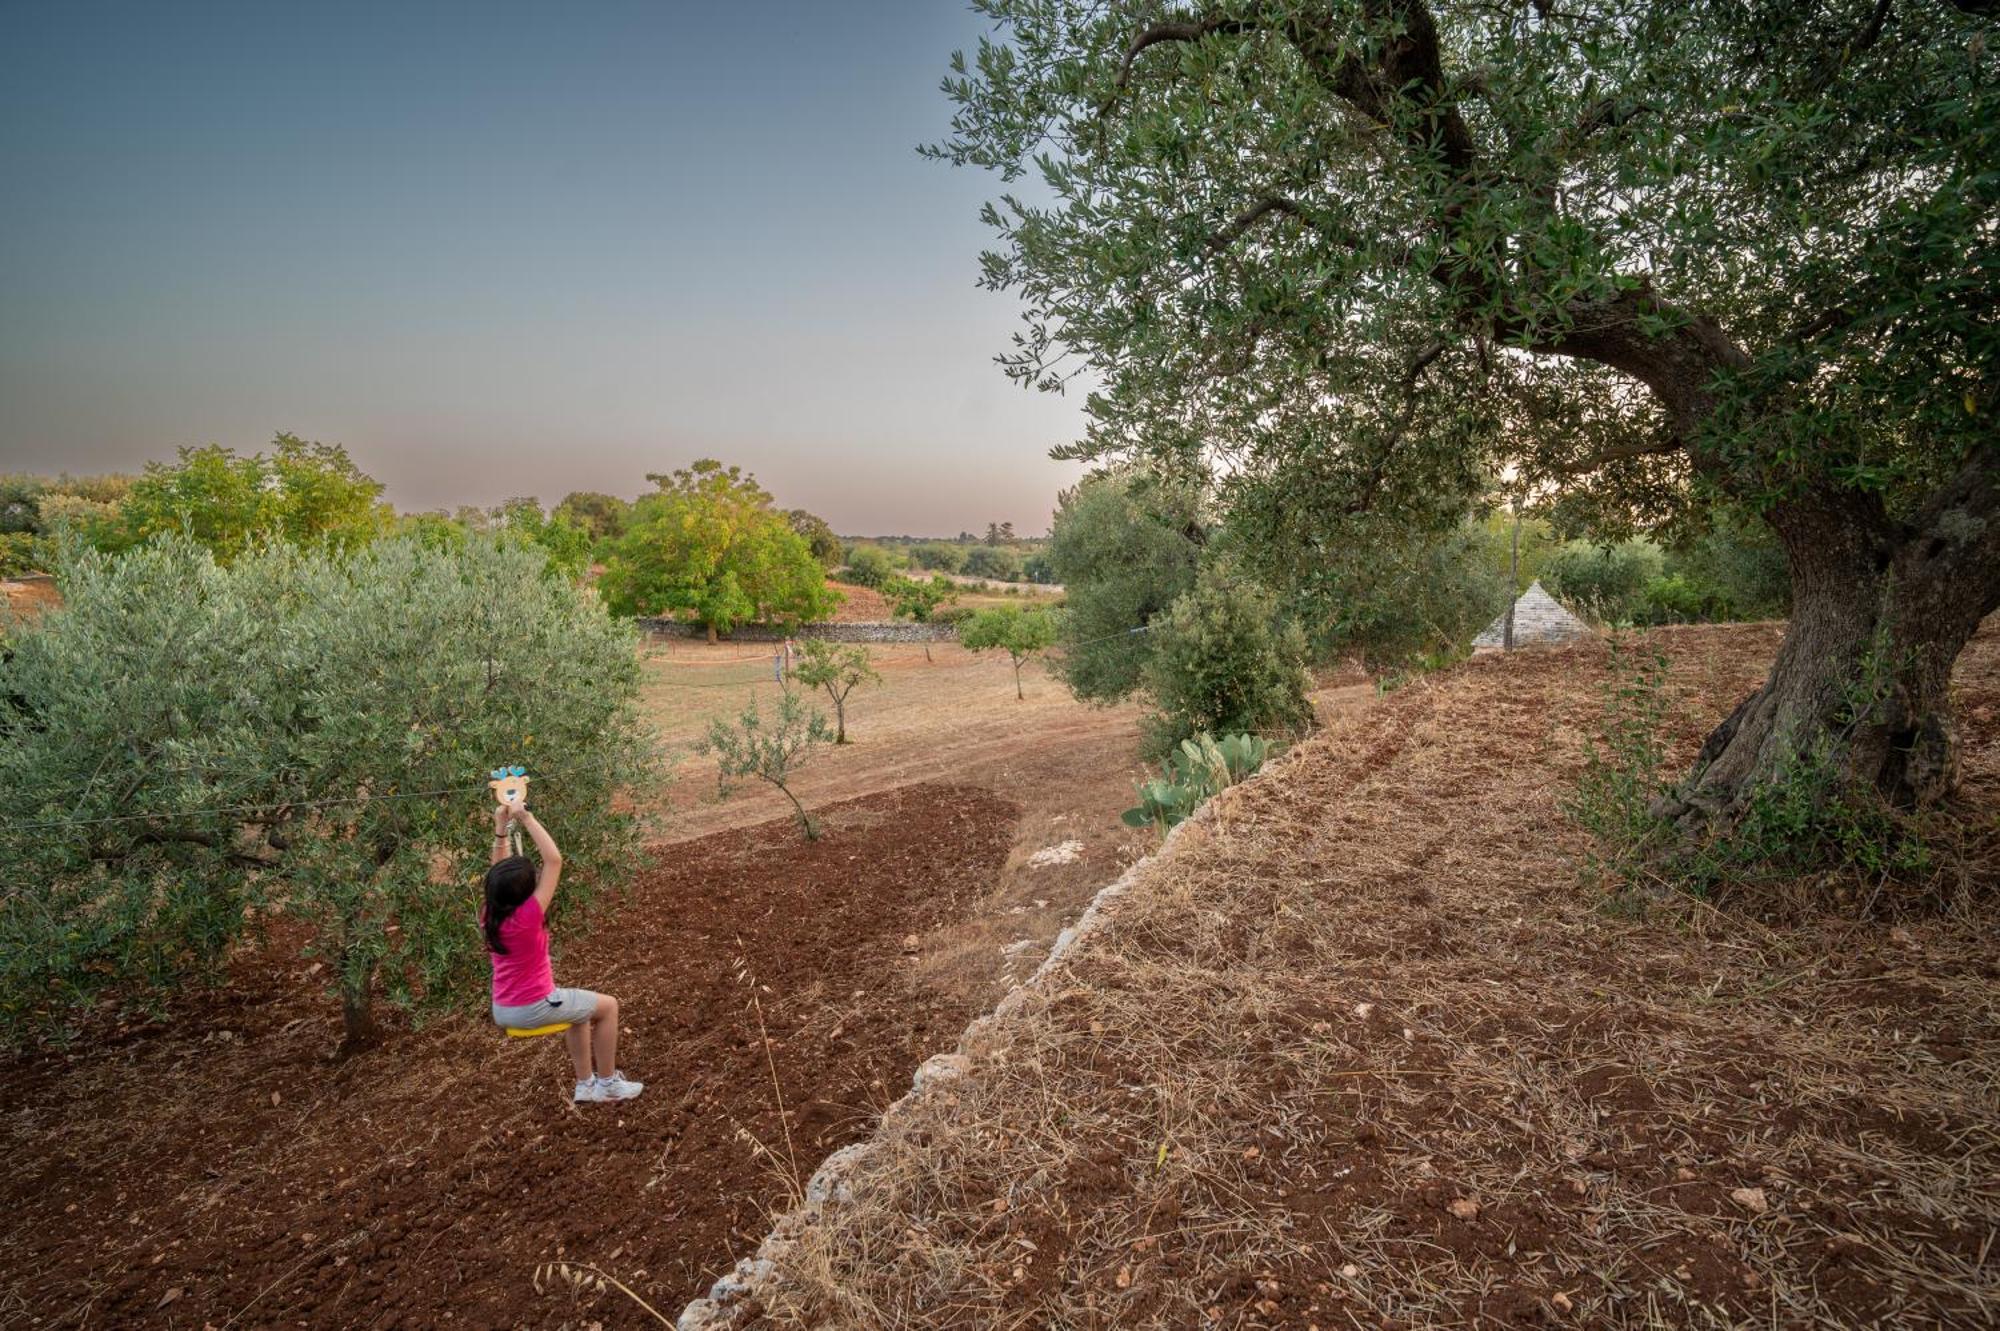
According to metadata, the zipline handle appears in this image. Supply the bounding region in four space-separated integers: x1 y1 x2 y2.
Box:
488 765 530 808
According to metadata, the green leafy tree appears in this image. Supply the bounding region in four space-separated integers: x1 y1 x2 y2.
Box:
0 476 41 535
702 689 832 840
396 509 473 554
0 534 37 577
28 475 136 559
961 603 1059 699
786 509 846 567
842 544 896 588
0 535 655 1052
1047 473 1202 702
107 436 390 560
1665 507 1792 623
1224 505 1507 668
1139 568 1313 762
934 0 1998 848
962 544 1023 582
882 573 958 661
598 460 838 640
1544 541 1667 625
494 497 594 580
554 491 631 543
792 639 881 743
909 542 966 573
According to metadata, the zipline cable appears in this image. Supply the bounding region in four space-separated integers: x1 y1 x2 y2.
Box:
8 783 489 835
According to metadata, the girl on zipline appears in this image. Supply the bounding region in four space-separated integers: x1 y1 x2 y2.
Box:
483 795 643 1103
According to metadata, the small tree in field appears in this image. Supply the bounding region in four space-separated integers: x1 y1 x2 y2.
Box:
0 535 656 1053
702 689 832 839
882 573 957 661
961 604 1058 700
792 639 879 744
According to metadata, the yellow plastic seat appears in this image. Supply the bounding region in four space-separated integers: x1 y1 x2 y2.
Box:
503 1022 573 1039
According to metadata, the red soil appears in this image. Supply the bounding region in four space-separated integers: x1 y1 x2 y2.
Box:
823 580 890 622
0 783 1018 1328
1 575 59 619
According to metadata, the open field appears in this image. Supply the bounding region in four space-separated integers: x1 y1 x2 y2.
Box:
639 640 1136 840
739 623 2000 1329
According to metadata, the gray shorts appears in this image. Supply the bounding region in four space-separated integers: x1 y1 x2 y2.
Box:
493 987 601 1030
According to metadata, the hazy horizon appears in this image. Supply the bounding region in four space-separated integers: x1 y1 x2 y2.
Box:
0 2 1089 536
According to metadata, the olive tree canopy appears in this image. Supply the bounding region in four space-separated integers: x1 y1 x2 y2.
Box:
933 0 1997 836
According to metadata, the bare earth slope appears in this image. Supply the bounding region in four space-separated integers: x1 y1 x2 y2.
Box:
751 624 2000 1329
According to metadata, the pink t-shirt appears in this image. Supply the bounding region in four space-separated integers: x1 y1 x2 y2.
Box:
488 896 555 1007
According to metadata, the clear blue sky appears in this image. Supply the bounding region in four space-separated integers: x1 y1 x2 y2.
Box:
0 1 1086 535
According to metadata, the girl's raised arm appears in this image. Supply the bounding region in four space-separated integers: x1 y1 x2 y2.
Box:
490 803 514 866
506 798 563 910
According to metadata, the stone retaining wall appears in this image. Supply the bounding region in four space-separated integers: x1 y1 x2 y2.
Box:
673 742 1314 1330
636 619 956 644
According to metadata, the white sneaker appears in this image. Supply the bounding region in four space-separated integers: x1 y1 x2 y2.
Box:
574 1078 606 1103
596 1071 644 1101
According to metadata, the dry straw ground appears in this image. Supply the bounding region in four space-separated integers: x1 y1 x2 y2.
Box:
746 623 2000 1329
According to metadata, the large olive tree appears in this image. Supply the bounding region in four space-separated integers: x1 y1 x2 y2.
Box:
933 0 1996 840
0 535 656 1052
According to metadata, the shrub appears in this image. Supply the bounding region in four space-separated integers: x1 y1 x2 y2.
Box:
960 604 1059 699
882 574 957 661
843 545 896 588
1139 568 1312 761
702 689 832 839
0 476 42 535
1122 732 1268 836
0 535 656 1051
0 532 44 577
962 544 1023 581
932 603 976 627
1542 541 1665 625
1296 522 1506 669
1661 507 1791 622
908 542 966 573
792 640 880 743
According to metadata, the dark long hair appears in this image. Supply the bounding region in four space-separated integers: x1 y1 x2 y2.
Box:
482 855 538 954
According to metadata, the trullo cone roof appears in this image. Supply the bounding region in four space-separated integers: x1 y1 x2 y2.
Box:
1473 580 1593 649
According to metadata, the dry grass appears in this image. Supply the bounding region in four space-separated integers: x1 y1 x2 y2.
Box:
744 623 2000 1329
636 640 1137 844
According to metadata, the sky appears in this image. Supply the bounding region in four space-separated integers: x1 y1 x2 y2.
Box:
0 1 1088 536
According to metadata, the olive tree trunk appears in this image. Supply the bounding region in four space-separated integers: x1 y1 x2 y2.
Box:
339 963 379 1057
1656 451 2000 833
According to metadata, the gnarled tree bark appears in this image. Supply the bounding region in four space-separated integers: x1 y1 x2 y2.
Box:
1658 450 2000 831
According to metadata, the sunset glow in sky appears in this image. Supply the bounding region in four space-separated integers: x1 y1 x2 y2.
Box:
0 1 1088 535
